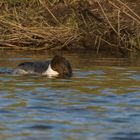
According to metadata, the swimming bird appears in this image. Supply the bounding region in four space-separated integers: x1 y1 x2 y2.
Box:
13 55 72 78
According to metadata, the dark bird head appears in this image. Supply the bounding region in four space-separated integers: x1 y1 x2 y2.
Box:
50 55 72 77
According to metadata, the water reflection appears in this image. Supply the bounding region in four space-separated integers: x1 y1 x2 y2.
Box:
0 51 140 140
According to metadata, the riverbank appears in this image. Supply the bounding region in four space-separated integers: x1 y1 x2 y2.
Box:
0 0 139 55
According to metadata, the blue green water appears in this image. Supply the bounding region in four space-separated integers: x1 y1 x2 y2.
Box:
0 51 140 140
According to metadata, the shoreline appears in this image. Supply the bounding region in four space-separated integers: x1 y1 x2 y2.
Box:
0 0 139 54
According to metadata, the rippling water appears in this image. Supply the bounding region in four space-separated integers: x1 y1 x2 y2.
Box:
0 51 140 140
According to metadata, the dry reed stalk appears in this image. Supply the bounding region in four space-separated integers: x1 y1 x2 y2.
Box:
38 0 60 24
115 0 140 21
108 0 140 24
96 1 117 34
117 10 121 47
96 1 125 50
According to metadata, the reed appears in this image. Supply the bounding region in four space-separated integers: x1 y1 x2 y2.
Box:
0 0 139 54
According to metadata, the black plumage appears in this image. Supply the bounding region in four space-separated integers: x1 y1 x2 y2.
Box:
15 61 50 74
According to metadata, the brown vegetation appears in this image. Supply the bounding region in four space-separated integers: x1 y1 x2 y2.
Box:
0 0 139 54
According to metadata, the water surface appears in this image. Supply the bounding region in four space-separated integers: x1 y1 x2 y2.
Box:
0 51 140 140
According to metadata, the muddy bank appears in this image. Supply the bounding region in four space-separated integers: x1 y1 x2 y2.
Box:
0 0 139 55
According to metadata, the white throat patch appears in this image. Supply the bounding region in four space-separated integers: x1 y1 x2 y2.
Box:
43 64 59 77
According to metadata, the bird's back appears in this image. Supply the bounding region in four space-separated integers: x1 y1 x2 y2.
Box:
14 61 50 74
